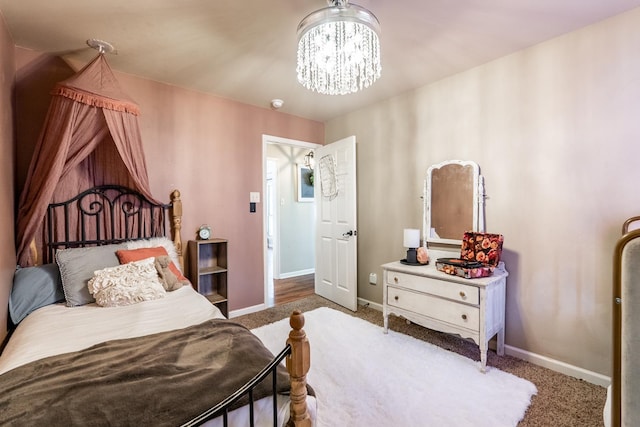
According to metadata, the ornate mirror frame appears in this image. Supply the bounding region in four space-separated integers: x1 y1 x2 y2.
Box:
423 160 485 246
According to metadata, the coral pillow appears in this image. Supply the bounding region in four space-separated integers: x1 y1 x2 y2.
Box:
116 247 189 282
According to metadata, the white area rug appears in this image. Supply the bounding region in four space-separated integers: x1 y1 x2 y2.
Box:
251 307 537 427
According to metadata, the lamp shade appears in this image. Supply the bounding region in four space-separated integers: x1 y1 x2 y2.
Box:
403 229 420 248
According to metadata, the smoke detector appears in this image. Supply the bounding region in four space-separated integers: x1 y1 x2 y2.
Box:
270 99 284 110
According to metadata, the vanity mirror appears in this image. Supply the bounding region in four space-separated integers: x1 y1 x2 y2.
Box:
423 160 485 245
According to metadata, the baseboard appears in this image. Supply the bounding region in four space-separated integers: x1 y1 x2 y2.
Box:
236 297 376 319
504 345 610 387
229 303 266 319
358 297 383 311
356 298 610 387
278 268 315 279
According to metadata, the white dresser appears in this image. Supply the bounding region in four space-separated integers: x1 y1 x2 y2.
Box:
382 260 508 371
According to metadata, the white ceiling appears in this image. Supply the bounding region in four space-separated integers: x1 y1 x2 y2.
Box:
1 0 639 122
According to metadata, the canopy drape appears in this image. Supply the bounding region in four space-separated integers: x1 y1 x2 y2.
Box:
16 54 158 266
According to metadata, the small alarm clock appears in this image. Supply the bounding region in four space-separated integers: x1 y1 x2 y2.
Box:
197 224 211 240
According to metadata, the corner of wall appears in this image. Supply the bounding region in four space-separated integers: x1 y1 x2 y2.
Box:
0 11 16 342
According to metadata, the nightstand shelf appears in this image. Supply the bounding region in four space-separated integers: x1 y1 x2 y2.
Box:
204 292 227 305
188 239 228 317
199 265 228 275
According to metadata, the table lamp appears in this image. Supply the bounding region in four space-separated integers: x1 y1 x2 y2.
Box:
403 228 420 264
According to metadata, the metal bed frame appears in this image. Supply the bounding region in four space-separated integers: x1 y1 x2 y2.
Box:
43 184 179 264
33 185 311 427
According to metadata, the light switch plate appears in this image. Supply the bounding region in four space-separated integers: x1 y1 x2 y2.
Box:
250 192 260 203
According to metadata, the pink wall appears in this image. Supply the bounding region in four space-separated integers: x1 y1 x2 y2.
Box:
13 48 324 313
119 74 324 312
0 16 16 341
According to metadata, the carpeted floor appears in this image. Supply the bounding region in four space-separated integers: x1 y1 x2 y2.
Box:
234 295 607 427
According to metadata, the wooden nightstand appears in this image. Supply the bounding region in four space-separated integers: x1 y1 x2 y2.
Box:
188 239 228 317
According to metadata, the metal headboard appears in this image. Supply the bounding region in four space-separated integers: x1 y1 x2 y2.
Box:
42 185 183 266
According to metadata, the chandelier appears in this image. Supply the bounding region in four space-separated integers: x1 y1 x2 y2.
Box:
296 0 382 95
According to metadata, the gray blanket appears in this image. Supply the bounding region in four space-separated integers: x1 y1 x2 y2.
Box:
0 319 291 426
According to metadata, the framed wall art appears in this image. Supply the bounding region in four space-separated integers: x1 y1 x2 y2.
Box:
297 164 314 202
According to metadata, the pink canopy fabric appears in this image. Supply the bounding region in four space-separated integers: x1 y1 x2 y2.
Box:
16 54 158 266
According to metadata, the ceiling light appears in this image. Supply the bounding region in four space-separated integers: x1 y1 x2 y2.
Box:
304 151 315 171
296 0 382 95
86 38 116 55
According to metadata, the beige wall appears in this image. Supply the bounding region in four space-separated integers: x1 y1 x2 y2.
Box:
326 7 640 375
7 6 639 376
0 13 15 343
13 48 324 313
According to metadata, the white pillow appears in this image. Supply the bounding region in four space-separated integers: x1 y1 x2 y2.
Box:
88 257 166 307
125 237 183 273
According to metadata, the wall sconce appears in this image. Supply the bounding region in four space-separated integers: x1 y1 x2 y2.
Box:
403 228 420 264
304 151 315 171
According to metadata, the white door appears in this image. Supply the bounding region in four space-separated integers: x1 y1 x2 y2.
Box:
314 136 357 311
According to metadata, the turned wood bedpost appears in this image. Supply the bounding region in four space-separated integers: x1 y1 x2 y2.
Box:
29 239 39 266
170 189 184 271
286 310 311 427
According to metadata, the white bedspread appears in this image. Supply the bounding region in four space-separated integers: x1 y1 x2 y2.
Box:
0 286 225 375
0 286 317 426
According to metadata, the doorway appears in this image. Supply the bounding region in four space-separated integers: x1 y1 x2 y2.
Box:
262 135 321 307
313 136 358 311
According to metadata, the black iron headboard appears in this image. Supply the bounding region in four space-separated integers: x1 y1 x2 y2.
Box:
42 185 183 265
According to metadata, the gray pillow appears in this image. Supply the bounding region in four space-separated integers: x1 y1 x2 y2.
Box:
10 263 65 324
55 243 126 307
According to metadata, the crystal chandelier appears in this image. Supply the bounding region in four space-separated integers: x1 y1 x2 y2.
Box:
296 0 382 95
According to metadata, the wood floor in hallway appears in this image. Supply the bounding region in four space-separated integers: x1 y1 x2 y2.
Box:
273 274 315 306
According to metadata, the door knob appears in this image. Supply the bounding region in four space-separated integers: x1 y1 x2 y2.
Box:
342 230 357 237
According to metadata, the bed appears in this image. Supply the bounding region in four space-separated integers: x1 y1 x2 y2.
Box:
605 216 640 427
0 185 314 427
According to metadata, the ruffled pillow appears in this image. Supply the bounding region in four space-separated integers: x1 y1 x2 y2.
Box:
88 257 166 307
116 247 189 283
56 243 127 306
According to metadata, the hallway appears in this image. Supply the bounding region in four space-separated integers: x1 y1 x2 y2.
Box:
273 274 314 306
266 248 314 307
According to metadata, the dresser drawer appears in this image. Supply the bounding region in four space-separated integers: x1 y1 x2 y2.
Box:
386 271 479 305
387 286 480 330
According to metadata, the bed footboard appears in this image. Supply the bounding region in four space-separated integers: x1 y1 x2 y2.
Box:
183 310 311 427
286 310 311 427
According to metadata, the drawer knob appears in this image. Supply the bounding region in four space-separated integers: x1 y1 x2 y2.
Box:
394 295 399 301
459 291 466 298
394 276 399 284
461 314 468 321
